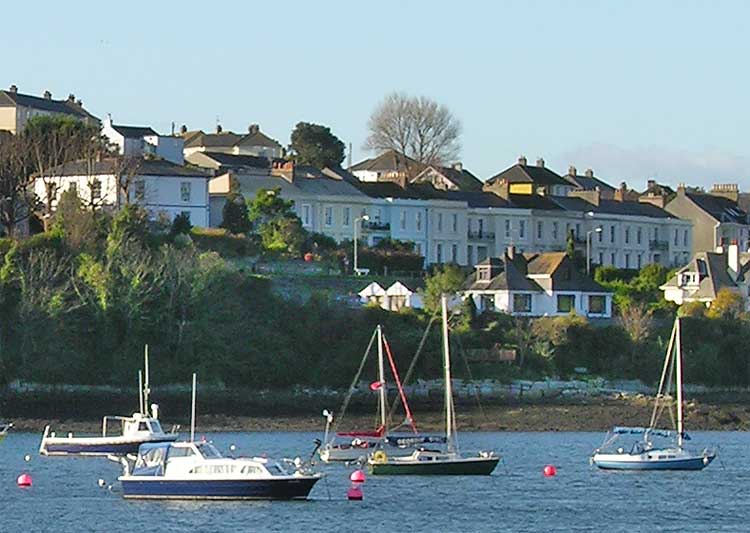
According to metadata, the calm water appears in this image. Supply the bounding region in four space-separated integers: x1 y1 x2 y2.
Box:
2 431 749 532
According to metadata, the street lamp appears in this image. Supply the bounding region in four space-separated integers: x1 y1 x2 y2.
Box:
586 226 603 276
353 214 370 275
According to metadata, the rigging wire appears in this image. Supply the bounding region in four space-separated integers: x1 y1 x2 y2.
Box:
331 327 378 435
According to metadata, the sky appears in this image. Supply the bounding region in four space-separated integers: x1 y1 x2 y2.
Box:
3 0 749 190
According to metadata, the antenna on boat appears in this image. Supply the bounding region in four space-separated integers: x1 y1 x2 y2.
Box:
138 370 144 415
190 372 197 443
143 345 150 416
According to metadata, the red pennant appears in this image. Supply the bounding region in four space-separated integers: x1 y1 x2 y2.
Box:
369 380 384 391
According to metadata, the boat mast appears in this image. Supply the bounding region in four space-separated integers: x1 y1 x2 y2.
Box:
649 319 677 431
441 295 455 451
675 318 684 448
190 372 197 443
377 325 387 433
143 344 150 416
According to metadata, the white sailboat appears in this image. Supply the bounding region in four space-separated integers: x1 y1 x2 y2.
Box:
591 317 716 470
368 294 499 475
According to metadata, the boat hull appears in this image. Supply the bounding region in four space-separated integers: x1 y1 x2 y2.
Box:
592 453 715 471
369 456 499 475
41 434 178 457
119 476 321 500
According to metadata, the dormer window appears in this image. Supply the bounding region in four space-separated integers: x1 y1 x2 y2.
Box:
478 267 491 281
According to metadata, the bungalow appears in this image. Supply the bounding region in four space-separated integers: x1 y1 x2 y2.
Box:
463 246 612 318
358 281 424 311
660 243 750 310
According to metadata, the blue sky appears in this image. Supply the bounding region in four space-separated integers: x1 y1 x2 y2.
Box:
3 0 749 189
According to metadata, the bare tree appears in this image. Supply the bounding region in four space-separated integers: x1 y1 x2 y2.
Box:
365 92 461 176
617 303 654 343
112 155 144 208
0 132 33 237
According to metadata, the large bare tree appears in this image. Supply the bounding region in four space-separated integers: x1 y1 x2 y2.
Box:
0 132 33 237
364 92 461 175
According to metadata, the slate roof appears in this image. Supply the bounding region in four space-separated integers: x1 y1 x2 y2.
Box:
486 162 570 188
551 196 677 218
197 152 270 169
112 125 158 138
351 150 423 174
686 192 748 224
237 130 281 149
49 158 210 178
0 90 98 121
183 131 243 149
352 181 436 200
413 164 484 191
660 251 742 300
561 171 615 193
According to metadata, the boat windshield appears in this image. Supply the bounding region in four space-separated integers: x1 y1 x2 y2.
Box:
149 420 163 434
196 442 222 459
134 445 168 472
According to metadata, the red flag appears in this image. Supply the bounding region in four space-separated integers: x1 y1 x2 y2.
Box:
369 380 384 391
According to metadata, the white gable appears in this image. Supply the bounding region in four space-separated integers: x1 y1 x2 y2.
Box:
358 282 386 298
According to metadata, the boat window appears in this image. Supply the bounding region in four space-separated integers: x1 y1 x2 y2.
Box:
138 421 149 432
149 420 163 433
241 465 264 475
191 464 239 474
266 464 286 475
196 442 222 458
136 446 167 469
168 446 196 458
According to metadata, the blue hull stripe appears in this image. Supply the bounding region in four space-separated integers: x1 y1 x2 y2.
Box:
595 456 714 471
120 478 319 500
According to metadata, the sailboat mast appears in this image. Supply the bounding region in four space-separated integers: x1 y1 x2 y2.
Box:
441 295 454 449
143 344 150 415
675 318 684 447
376 325 387 432
649 319 677 430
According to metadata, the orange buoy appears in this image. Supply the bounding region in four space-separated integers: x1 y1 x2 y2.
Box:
17 473 32 487
543 464 557 477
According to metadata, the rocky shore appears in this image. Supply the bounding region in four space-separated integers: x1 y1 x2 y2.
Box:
9 397 750 433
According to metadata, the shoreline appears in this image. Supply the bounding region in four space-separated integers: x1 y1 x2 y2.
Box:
8 398 750 433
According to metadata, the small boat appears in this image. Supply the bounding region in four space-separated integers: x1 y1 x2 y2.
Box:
0 422 12 443
39 346 178 457
116 374 322 500
320 325 438 463
368 295 499 475
591 317 716 471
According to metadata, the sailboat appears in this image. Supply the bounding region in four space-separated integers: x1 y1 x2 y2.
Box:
591 317 716 470
367 295 499 475
320 325 440 463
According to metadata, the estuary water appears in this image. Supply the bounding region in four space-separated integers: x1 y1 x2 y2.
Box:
2 431 749 532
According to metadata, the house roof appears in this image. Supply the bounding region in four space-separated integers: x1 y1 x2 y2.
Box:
551 196 677 219
685 192 748 224
413 164 484 192
111 125 158 138
195 151 270 169
561 171 615 193
351 150 423 174
0 90 98 121
352 181 435 200
486 162 570 188
661 251 739 300
237 130 281 149
359 282 386 297
48 157 210 178
294 171 369 198
183 131 243 149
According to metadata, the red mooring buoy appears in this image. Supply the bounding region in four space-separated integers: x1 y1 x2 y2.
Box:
347 485 363 501
350 470 366 483
17 473 32 487
543 464 557 477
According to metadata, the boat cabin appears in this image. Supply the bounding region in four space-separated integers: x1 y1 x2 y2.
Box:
105 413 166 438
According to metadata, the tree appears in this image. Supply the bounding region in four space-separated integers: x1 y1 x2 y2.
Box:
423 264 466 315
364 92 461 175
679 301 706 318
247 188 307 256
0 133 33 237
289 122 345 168
706 288 744 319
617 302 653 343
220 183 250 234
53 188 100 253
170 212 193 237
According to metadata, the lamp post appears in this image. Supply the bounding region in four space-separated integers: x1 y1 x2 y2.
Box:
586 226 603 276
353 215 370 275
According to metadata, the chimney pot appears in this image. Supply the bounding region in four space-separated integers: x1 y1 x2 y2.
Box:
67 93 75 102
568 165 577 176
180 124 187 134
518 155 527 166
43 90 52 100
536 157 545 168
216 124 223 134
453 162 463 171
248 124 260 134
8 84 17 93
584 168 594 178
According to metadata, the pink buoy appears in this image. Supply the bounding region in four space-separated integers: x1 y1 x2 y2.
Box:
17 473 32 487
349 470 366 483
543 464 557 477
347 485 363 501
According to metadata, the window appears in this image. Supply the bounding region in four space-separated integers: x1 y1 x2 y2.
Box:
588 295 606 314
69 182 78 195
610 252 616 266
416 211 422 231
513 293 531 313
400 210 406 230
478 266 491 281
374 207 382 221
135 180 145 202
637 227 642 245
301 204 311 226
451 244 458 262
478 219 484 236
537 221 543 240
610 225 615 243
674 229 678 246
625 226 630 244
598 228 603 242
180 181 191 202
505 219 511 239
437 213 443 232
683 229 688 247
452 213 458 232
654 227 659 241
598 252 603 265
91 178 101 200
625 253 630 269
519 220 526 239
575 223 581 238
637 254 642 269
436 243 443 263
552 221 559 240
480 294 495 311
343 207 350 227
557 294 575 313
323 206 333 226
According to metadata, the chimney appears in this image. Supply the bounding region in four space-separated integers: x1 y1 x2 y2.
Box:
676 182 687 196
248 124 260 134
728 241 740 279
613 182 628 202
506 245 516 260
180 124 187 135
67 93 75 102
536 157 545 168
568 165 577 176
216 124 223 134
453 162 463 171
271 160 295 183
483 178 510 200
568 189 601 206
75 99 82 106
647 179 656 191
43 90 52 100
518 155 527 166
8 84 17 93
710 183 740 203
584 168 594 178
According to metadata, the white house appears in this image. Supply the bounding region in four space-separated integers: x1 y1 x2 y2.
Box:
36 158 211 227
358 281 424 311
358 282 387 307
102 116 184 164
182 124 282 160
463 247 613 318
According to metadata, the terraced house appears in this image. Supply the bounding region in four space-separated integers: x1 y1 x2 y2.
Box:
0 85 99 133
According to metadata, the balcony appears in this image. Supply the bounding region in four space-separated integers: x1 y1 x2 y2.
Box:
468 230 495 241
649 240 669 251
362 220 390 232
